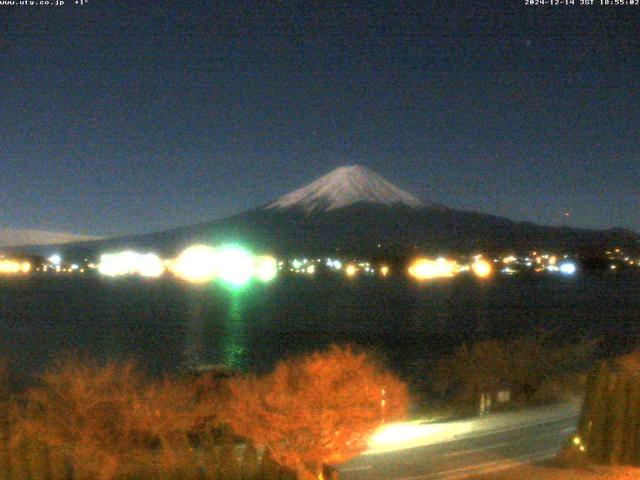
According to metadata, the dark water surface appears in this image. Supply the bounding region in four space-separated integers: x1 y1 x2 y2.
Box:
0 273 639 387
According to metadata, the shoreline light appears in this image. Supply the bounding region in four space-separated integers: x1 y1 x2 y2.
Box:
137 253 165 278
255 255 278 282
171 245 218 283
98 251 138 277
559 262 577 275
471 258 492 278
98 251 165 278
48 254 62 266
0 260 31 275
408 257 458 280
215 246 254 287
345 264 357 277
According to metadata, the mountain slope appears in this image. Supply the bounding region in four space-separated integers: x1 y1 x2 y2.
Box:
9 165 639 259
20 203 638 260
0 228 99 247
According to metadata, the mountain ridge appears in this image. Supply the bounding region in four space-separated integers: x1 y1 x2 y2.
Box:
4 166 639 258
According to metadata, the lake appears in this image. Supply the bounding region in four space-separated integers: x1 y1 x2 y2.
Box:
0 272 638 388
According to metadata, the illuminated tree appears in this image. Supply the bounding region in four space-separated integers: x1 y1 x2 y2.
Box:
14 357 142 480
226 345 408 480
126 377 206 475
0 364 10 479
13 358 230 478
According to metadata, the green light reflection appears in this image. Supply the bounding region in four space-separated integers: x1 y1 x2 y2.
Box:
222 292 247 369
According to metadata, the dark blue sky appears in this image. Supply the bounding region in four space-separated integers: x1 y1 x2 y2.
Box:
2 1 638 236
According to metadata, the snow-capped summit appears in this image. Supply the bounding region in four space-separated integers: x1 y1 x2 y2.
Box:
267 165 424 213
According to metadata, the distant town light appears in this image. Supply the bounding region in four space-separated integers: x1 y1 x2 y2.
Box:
48 254 62 266
171 245 218 283
408 257 457 280
97 251 164 278
0 259 31 275
255 255 278 282
98 251 138 277
471 259 492 278
380 265 390 277
215 245 254 287
137 253 165 278
559 262 577 275
345 264 357 277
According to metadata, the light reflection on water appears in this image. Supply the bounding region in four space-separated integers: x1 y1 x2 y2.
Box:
222 294 246 369
182 287 248 371
0 274 639 387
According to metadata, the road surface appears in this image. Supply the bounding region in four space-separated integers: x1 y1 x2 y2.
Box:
339 403 580 480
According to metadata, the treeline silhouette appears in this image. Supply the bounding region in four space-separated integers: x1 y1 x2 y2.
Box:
431 334 597 406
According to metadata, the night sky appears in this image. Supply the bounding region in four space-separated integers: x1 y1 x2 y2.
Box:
2 1 639 237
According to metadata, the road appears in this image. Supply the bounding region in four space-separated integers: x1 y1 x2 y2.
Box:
339 403 580 480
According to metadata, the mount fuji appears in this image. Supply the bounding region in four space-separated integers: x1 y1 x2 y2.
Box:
9 165 639 259
267 165 424 213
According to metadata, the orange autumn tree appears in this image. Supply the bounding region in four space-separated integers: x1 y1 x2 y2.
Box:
226 345 408 480
13 356 226 479
126 372 227 472
14 357 142 480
